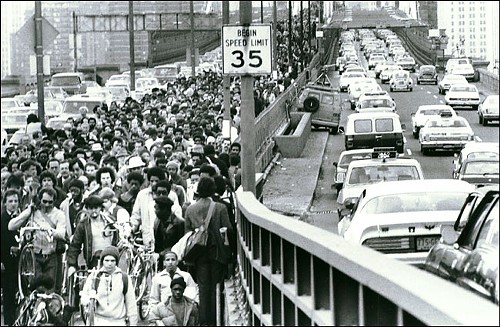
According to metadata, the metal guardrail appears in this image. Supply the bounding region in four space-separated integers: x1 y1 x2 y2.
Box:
233 190 499 326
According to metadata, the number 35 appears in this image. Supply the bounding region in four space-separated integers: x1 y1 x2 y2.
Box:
231 50 262 68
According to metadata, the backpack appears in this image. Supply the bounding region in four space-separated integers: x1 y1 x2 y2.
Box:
93 270 129 295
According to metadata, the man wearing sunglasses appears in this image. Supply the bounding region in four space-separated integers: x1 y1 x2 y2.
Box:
8 187 67 295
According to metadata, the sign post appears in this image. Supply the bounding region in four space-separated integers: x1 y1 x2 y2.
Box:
222 2 272 195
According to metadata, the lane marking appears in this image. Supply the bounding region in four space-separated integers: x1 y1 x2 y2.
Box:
476 136 482 142
407 148 412 156
426 90 432 94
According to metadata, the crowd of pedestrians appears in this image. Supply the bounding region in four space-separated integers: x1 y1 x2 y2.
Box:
1 11 318 326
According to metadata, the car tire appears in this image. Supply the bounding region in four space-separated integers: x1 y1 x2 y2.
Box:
483 118 488 126
417 80 420 85
390 87 394 92
421 146 428 155
303 96 320 113
479 115 483 124
409 87 413 92
329 126 339 135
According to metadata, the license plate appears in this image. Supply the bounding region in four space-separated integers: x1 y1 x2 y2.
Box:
416 236 440 251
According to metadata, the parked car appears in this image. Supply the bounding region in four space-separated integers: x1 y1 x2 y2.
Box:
389 70 413 92
424 186 499 304
339 179 475 267
419 113 475 155
416 65 438 85
410 104 457 138
296 73 342 134
452 142 500 179
478 95 499 126
445 84 481 110
438 74 468 95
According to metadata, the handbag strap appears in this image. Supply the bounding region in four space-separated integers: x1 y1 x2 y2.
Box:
203 200 216 230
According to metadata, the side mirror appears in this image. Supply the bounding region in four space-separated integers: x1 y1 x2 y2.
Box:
441 225 459 245
333 162 338 167
338 126 345 134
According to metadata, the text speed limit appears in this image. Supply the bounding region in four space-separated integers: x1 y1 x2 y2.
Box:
222 24 272 75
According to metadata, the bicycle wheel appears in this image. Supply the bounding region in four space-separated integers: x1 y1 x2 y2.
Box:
17 245 36 300
131 255 145 301
13 298 32 326
118 247 134 275
138 267 153 320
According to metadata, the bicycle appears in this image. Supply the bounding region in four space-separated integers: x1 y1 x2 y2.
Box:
131 241 159 320
13 290 65 326
65 267 94 326
15 225 52 301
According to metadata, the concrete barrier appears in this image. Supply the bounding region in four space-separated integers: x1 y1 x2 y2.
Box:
274 112 311 158
477 68 499 92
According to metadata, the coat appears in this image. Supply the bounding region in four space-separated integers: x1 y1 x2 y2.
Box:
150 296 199 326
184 198 233 265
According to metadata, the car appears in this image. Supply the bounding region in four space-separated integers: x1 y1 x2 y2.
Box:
337 148 424 210
374 63 390 79
105 74 130 88
451 63 476 81
445 57 471 75
438 74 468 95
380 65 403 84
445 84 481 110
6 129 31 148
410 105 457 138
389 70 413 92
395 56 416 72
46 116 69 131
416 65 438 85
452 142 500 179
368 56 387 70
343 111 406 154
332 149 374 194
1 108 38 135
339 179 475 267
419 114 475 155
339 72 367 92
454 157 499 186
424 186 499 304
296 72 342 134
344 66 366 75
347 78 380 109
334 56 346 71
478 95 499 126
355 92 396 113
62 94 105 117
105 85 130 106
1 97 21 112
50 72 86 95
134 77 160 101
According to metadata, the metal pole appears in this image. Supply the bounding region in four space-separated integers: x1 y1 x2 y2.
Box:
261 1 264 23
190 1 196 77
129 1 135 91
308 1 311 49
288 1 292 69
73 11 77 72
35 1 45 124
273 1 277 72
240 1 256 195
300 1 303 69
222 1 232 142
320 1 324 24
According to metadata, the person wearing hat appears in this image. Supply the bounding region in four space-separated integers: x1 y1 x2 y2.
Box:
81 245 138 326
66 195 120 278
99 187 132 240
149 276 199 326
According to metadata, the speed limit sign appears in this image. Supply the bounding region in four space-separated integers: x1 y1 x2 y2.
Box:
222 24 272 75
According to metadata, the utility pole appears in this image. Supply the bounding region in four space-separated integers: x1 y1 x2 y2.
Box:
273 1 277 72
261 1 264 23
308 0 311 50
73 11 77 72
35 1 45 123
288 1 292 70
240 1 256 195
190 1 196 77
129 1 135 91
300 1 303 70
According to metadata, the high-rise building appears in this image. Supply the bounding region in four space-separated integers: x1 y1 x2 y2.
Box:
436 1 498 67
1 2 31 78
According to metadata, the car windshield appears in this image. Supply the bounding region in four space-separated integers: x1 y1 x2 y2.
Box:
360 99 393 108
463 161 499 175
484 96 499 106
451 85 476 92
421 109 451 115
348 166 420 185
420 66 435 73
63 100 101 114
339 153 372 168
361 191 470 214
393 72 407 78
428 119 467 128
51 76 80 86
467 152 499 160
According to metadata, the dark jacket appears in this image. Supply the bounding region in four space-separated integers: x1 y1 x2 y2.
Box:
154 212 185 255
67 214 119 268
1 206 19 266
150 295 199 326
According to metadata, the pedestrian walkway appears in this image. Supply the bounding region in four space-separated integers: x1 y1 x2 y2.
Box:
262 131 329 218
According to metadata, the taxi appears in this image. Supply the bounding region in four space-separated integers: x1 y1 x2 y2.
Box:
339 179 476 267
419 113 475 155
337 148 424 213
332 148 374 194
410 104 456 138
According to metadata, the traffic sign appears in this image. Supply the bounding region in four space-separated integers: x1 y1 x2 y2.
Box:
222 24 272 75
16 14 59 52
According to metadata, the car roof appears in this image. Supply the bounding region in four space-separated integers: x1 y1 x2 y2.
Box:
348 157 421 170
361 179 475 197
348 111 400 119
417 104 455 111
461 142 500 155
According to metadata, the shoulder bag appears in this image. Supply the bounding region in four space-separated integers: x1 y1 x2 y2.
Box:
183 200 216 265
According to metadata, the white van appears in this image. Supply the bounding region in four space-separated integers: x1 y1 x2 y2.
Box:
445 58 471 75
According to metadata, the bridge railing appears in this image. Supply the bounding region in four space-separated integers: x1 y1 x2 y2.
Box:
233 190 499 326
